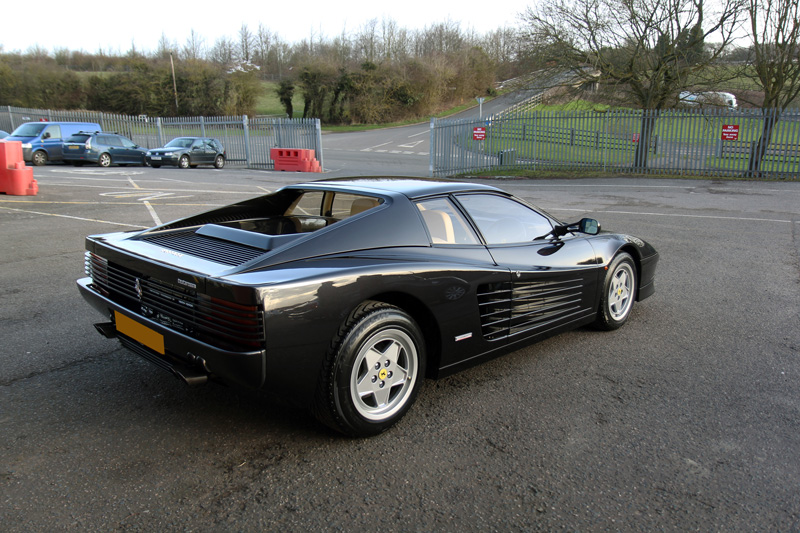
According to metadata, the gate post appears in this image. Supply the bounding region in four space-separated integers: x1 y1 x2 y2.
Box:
156 117 164 147
314 119 323 171
429 117 435 177
243 115 252 168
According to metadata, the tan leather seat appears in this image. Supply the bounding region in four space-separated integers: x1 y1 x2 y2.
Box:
421 210 455 243
350 198 379 216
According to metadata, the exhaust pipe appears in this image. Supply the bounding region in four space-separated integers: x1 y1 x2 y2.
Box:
95 321 209 386
94 322 117 339
172 366 209 386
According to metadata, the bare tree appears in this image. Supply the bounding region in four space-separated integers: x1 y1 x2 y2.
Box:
520 0 745 169
746 0 800 175
156 33 178 60
238 24 255 64
182 30 205 61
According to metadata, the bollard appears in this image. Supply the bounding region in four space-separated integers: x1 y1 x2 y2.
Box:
0 141 39 196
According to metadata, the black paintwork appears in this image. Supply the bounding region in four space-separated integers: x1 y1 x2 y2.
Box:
77 177 659 408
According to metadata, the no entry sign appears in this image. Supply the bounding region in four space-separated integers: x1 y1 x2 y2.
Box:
721 124 740 141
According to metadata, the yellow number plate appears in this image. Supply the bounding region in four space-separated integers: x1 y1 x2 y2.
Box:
114 311 165 354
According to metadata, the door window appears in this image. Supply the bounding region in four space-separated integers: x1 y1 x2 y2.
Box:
457 194 552 244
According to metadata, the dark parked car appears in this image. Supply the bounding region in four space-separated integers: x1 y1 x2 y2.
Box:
77 177 659 437
145 137 225 169
62 131 148 167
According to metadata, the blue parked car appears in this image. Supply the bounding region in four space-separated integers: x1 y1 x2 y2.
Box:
62 131 147 167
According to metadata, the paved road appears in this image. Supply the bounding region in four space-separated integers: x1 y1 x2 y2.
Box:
1 159 799 530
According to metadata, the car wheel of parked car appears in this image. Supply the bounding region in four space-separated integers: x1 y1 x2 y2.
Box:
98 153 112 167
178 155 190 169
595 252 637 330
214 155 225 169
32 151 48 166
314 300 425 437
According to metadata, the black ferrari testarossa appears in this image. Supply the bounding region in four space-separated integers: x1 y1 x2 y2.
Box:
78 177 658 436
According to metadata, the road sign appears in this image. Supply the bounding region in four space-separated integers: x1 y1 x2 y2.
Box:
632 133 640 143
721 124 740 141
473 127 486 141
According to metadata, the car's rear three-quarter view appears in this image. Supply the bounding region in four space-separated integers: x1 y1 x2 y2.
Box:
77 177 659 437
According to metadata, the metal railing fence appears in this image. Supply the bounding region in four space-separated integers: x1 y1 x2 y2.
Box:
1 106 322 170
431 107 800 179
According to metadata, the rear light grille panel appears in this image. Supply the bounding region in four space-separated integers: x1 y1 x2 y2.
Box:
85 252 264 351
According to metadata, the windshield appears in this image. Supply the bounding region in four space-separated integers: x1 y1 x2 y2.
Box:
10 123 47 137
165 138 194 148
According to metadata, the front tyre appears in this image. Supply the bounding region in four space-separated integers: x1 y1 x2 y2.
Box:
178 155 190 169
314 301 425 437
595 252 637 330
32 150 48 166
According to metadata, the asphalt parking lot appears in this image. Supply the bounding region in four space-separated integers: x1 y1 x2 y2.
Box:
2 165 799 530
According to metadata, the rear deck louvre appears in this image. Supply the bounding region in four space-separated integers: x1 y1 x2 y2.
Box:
142 230 264 266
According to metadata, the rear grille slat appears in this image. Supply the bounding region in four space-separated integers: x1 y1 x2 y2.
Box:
86 252 264 352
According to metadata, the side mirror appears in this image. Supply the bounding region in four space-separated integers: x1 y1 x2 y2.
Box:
578 218 600 235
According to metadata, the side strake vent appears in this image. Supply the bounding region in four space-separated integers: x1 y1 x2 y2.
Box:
477 278 586 340
142 230 265 266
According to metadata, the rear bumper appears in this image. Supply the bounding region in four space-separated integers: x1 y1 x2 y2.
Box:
77 277 266 390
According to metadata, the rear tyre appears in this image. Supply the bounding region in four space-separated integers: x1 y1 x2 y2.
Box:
98 153 112 167
595 252 637 330
214 155 225 169
313 301 425 437
32 151 48 166
178 155 190 169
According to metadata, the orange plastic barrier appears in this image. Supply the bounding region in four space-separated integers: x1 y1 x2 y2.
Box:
0 141 38 196
270 148 321 173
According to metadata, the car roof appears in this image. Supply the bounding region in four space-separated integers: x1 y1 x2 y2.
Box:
287 177 504 200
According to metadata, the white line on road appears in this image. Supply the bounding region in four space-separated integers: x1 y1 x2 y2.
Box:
143 201 162 225
0 206 148 228
557 207 798 224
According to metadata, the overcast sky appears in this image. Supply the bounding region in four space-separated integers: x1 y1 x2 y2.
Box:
2 1 525 55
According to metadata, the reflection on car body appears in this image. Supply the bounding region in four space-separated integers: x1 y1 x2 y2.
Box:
77 177 659 437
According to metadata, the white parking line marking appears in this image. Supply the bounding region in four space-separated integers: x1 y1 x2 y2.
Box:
364 141 393 150
50 169 147 176
143 201 162 225
0 206 148 228
99 191 193 201
398 141 424 148
556 207 797 224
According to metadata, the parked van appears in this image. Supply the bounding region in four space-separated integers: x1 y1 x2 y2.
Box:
6 121 102 166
